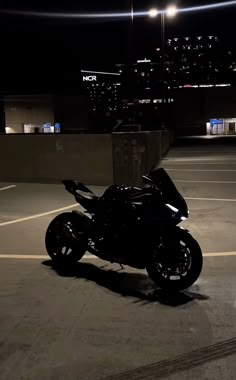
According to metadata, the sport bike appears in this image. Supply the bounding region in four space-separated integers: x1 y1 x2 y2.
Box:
45 168 203 290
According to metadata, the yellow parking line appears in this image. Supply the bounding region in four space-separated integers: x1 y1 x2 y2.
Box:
0 185 16 191
0 254 95 259
0 204 79 227
0 253 236 260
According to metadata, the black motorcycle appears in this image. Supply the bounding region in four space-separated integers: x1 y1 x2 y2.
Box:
45 168 203 291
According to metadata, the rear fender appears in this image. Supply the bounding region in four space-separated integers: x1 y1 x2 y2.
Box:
72 210 92 230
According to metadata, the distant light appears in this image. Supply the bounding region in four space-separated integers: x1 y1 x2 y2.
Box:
139 99 151 104
81 70 120 76
3 2 236 20
199 84 214 87
148 8 158 18
215 83 231 87
137 58 151 63
166 5 178 17
156 47 160 51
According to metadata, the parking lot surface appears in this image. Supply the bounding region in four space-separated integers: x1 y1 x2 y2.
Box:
0 137 236 380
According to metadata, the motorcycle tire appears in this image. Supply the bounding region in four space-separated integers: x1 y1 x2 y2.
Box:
146 228 203 291
45 212 88 266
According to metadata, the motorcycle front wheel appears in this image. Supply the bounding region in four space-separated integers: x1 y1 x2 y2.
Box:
146 228 203 291
45 212 88 266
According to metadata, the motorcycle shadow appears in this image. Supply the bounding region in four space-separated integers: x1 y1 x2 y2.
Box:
42 260 209 307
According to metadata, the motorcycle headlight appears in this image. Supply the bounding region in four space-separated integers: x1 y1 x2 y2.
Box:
166 203 179 213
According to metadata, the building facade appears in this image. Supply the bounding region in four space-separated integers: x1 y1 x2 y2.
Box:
2 94 89 134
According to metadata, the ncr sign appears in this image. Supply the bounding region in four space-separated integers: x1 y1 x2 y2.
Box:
83 75 97 82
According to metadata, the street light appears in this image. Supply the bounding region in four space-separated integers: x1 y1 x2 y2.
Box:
166 5 177 17
149 5 178 128
148 8 159 18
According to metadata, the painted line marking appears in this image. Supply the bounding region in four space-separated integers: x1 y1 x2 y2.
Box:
0 185 16 191
204 252 236 257
164 160 236 164
175 180 236 184
0 252 236 260
0 254 95 259
166 169 236 172
1 195 236 227
186 197 236 202
0 204 79 227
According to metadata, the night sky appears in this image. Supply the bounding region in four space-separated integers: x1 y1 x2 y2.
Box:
0 1 235 91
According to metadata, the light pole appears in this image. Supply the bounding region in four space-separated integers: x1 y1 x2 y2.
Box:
149 5 177 128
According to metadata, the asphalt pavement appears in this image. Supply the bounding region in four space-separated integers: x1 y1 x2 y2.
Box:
0 136 236 380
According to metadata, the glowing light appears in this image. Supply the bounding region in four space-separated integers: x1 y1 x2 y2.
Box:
166 204 179 213
0 8 147 19
148 8 158 18
81 70 120 76
179 1 236 14
1 1 236 19
167 5 177 17
137 58 151 63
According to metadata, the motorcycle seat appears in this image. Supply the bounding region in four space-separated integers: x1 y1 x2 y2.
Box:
75 189 98 201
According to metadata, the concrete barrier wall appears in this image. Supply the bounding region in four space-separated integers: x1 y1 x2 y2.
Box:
0 134 113 185
0 131 171 186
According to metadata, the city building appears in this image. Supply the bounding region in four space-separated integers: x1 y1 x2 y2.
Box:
1 94 89 134
114 35 236 133
81 69 122 130
2 35 236 135
165 35 236 88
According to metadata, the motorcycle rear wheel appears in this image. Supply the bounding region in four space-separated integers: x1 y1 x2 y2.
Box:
146 228 203 291
45 212 88 266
